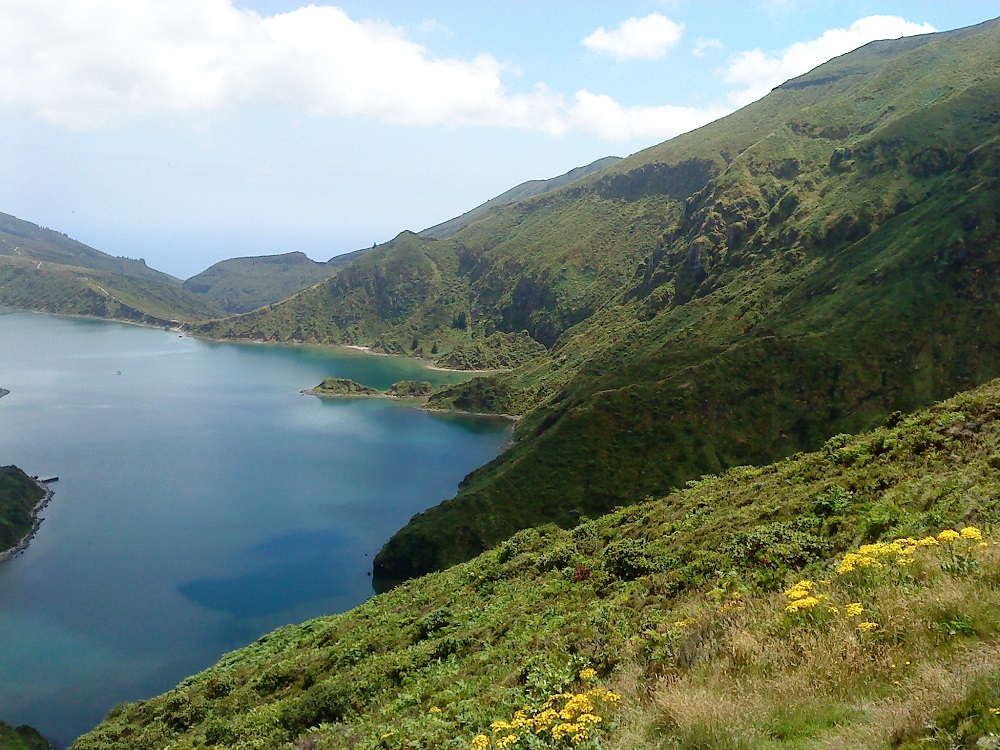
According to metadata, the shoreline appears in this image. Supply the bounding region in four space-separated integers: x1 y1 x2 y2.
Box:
0 477 55 564
3 306 511 375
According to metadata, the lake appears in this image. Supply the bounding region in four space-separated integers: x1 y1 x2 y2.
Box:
0 310 511 747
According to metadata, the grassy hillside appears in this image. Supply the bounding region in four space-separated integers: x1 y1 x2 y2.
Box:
0 213 225 323
193 19 1000 583
0 255 225 325
420 156 622 240
73 376 1000 750
183 250 366 314
0 465 44 553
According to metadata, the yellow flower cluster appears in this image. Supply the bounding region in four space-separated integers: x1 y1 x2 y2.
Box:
784 580 815 599
473 687 621 748
781 526 988 637
836 527 985 574
673 617 698 628
785 595 823 612
578 668 597 681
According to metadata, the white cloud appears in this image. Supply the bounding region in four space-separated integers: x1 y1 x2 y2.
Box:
0 0 563 130
569 91 729 142
723 15 937 106
692 37 723 58
581 13 684 61
0 3 943 147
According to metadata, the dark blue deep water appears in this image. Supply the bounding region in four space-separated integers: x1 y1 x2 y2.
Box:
0 310 511 747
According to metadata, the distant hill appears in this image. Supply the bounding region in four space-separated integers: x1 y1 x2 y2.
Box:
420 156 622 239
183 249 366 314
0 212 175 284
0 213 224 324
182 158 620 315
193 17 1000 583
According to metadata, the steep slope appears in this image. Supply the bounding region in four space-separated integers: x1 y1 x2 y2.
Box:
371 17 1000 579
74 376 1000 750
420 156 622 239
183 251 355 314
198 19 1000 581
0 213 225 323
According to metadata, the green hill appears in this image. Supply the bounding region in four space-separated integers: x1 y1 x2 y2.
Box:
0 213 224 324
183 249 366 314
72 376 1000 750
196 19 1000 582
419 156 622 240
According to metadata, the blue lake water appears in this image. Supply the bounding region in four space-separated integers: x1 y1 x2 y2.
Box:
0 310 511 747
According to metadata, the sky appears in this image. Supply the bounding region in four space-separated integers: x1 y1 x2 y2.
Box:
0 1 997 279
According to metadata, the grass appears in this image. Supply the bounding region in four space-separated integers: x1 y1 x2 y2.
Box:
71 376 1000 750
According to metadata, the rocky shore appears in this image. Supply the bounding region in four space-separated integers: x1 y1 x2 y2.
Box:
0 478 55 563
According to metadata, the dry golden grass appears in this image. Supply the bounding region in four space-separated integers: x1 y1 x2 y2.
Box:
603 534 1000 750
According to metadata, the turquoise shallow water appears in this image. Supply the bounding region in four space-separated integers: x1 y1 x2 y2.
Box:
0 310 511 747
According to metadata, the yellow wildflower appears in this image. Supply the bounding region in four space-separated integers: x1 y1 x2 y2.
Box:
429 706 442 714
674 617 697 628
980 542 990 548
495 734 519 749
938 529 961 542
784 580 814 599
845 602 864 617
915 536 939 546
470 735 490 750
785 595 821 612
857 621 879 632
578 668 597 681
960 526 983 540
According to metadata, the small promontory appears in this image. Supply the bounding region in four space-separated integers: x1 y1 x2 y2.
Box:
306 378 436 399
309 377 381 396
0 466 47 556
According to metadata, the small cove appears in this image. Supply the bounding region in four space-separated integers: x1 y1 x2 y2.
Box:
0 310 511 747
